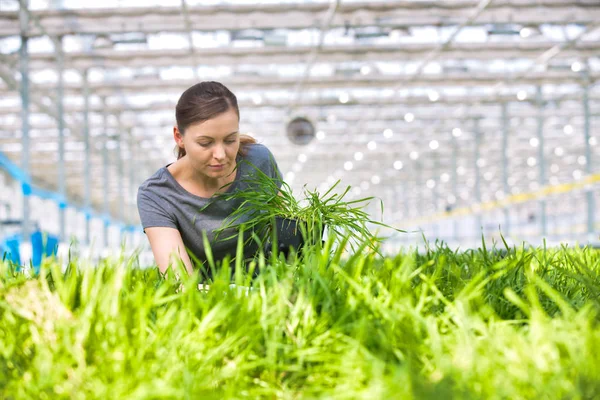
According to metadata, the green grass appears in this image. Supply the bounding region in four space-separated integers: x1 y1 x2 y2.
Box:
209 161 398 252
1 236 600 399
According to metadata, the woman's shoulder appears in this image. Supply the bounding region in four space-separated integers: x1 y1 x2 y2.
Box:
237 143 281 183
138 165 173 195
242 142 274 162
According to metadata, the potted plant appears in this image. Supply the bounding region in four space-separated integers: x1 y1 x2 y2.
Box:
208 161 399 257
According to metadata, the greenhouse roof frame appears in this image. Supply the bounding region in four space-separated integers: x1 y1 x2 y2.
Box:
0 0 598 232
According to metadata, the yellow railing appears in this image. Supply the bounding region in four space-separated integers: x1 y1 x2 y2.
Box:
404 173 600 226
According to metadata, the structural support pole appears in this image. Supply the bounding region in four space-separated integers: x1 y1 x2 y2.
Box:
414 159 424 236
82 69 91 245
19 0 31 242
451 131 458 241
52 0 66 241
56 35 66 242
583 70 595 237
536 86 547 237
128 129 136 225
116 116 125 246
416 160 422 219
583 76 596 239
403 180 409 224
128 129 137 246
102 97 110 249
474 118 482 236
432 152 439 239
501 103 510 236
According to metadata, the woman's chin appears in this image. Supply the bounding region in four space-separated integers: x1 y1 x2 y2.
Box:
204 167 233 179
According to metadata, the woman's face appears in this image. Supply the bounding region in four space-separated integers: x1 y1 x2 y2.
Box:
175 109 240 180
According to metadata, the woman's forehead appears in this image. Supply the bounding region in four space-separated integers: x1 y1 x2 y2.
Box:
187 114 239 137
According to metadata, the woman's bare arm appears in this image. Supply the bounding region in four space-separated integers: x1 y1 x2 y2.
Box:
144 227 195 276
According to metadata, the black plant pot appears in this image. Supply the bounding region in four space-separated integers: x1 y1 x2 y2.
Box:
267 217 324 257
276 217 303 252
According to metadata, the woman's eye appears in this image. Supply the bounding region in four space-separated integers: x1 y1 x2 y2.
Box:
198 142 211 147
225 140 236 144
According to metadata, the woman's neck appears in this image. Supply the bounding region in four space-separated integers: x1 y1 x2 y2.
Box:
169 158 236 197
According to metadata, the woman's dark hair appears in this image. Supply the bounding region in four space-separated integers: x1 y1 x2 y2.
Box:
174 81 256 159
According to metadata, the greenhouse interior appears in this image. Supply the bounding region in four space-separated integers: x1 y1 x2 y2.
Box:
0 0 599 261
3 1 600 398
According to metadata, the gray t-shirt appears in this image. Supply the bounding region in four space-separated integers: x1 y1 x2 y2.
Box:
137 143 282 265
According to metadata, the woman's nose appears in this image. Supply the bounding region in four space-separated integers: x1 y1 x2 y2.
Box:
213 144 225 160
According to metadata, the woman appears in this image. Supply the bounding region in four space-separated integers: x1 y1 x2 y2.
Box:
137 81 282 277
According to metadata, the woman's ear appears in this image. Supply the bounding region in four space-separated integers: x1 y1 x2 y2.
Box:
173 126 184 148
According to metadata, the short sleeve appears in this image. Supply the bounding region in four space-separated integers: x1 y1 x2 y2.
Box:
137 189 178 232
263 146 283 188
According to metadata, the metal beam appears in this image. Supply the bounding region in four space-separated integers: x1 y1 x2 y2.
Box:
56 34 66 242
501 102 510 236
2 101 599 139
128 128 138 228
9 41 600 70
1 87 598 113
395 0 492 89
82 69 91 244
101 97 109 248
19 0 31 242
179 0 199 81
536 86 547 237
116 117 124 224
2 70 594 96
473 118 482 235
583 68 595 238
287 0 340 114
432 151 440 239
415 160 422 220
1 1 597 37
451 131 458 241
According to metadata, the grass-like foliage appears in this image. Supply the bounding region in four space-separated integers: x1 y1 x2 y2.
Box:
1 236 600 399
208 160 398 252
